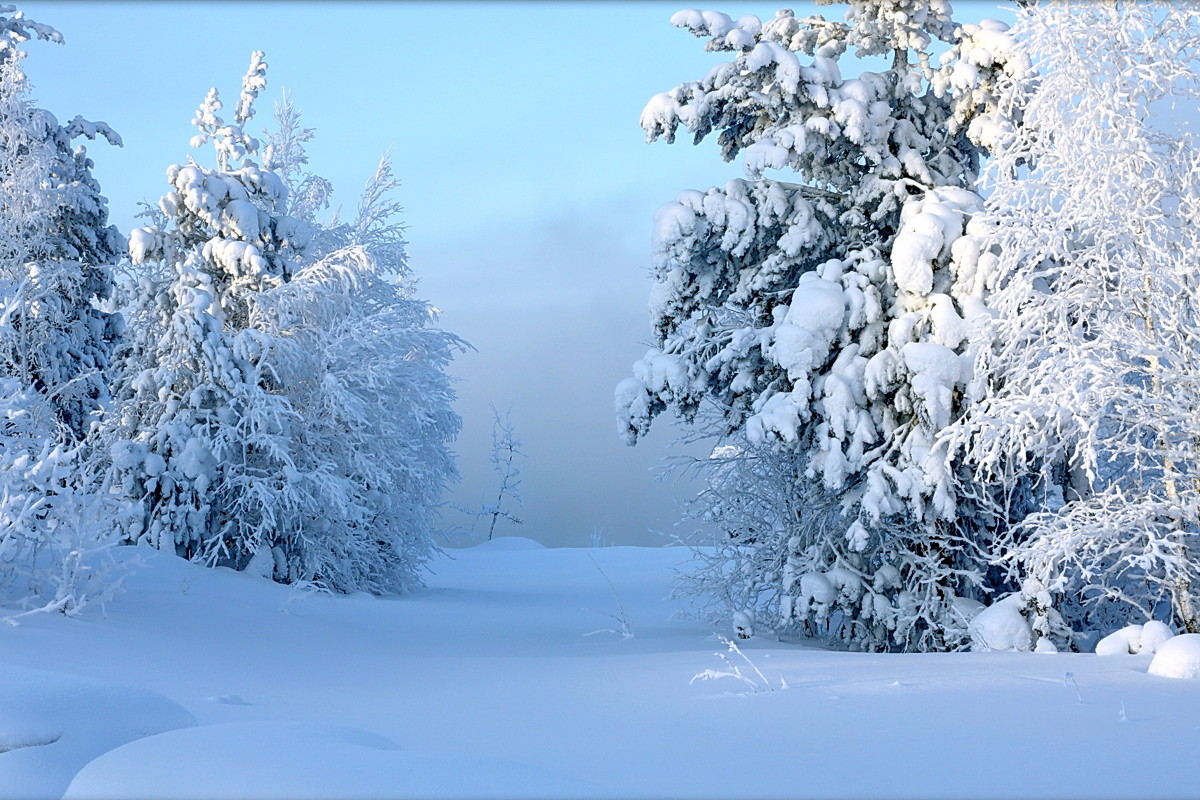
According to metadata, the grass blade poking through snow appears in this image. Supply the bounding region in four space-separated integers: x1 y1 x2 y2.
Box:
582 554 633 640
691 634 787 695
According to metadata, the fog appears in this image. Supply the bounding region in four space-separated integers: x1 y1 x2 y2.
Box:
416 199 710 546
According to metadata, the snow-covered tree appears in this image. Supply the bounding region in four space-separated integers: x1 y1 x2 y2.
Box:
0 6 127 613
108 61 463 593
105 52 308 570
946 0 1200 638
0 5 123 440
617 3 1025 650
255 107 463 590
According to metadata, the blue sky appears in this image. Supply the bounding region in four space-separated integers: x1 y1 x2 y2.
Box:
20 0 1005 546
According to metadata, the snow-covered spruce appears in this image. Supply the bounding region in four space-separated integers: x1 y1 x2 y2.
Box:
103 52 304 573
0 7 123 440
104 68 462 593
618 3 1026 651
0 6 127 613
943 1 1200 637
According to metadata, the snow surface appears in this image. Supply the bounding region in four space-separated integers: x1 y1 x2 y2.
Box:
3 543 1200 799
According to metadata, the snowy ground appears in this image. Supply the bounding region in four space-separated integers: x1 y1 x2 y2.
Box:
1 539 1198 800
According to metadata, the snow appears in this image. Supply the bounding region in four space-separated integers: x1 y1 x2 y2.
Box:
770 275 846 381
0 662 195 800
1141 621 1176 654
968 594 1033 652
1148 634 1200 680
2 544 1199 799
64 721 597 800
1096 624 1172 657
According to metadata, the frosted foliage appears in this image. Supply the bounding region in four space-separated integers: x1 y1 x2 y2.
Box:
106 71 461 593
104 52 312 572
189 51 266 172
0 4 61 60
945 1 1200 636
0 9 123 440
262 91 333 235
624 2 1016 651
0 378 127 614
253 246 463 593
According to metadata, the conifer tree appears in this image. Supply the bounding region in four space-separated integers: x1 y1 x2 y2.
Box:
618 2 1025 650
0 5 126 611
106 52 307 569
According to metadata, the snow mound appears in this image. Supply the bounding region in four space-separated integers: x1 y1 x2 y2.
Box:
1148 634 1200 680
1096 624 1143 656
1096 622 1173 656
968 594 1033 652
64 720 601 800
0 661 196 800
470 536 546 551
1140 620 1175 653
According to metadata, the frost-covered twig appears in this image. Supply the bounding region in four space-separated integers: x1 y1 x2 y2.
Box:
280 578 333 616
583 554 634 639
1063 671 1083 705
690 633 786 694
459 406 525 541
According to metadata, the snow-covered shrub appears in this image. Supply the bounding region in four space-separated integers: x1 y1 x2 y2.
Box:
945 0 1200 635
1095 621 1174 657
1095 626 1145 658
255 96 464 592
1147 634 1200 679
968 595 1033 653
622 3 1027 651
0 378 130 615
1141 621 1176 655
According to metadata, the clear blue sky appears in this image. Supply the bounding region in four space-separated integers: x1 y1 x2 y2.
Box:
20 0 1005 546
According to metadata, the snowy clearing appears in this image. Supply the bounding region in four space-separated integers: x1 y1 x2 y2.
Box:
0 540 1197 799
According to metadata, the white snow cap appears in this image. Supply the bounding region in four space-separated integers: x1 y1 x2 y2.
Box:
1148 634 1200 679
1095 622 1175 656
968 595 1033 652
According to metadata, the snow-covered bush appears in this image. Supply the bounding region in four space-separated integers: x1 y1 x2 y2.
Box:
621 3 1026 651
945 0 1200 636
0 378 130 615
1095 621 1174 658
1147 634 1200 679
255 96 464 592
968 595 1032 653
